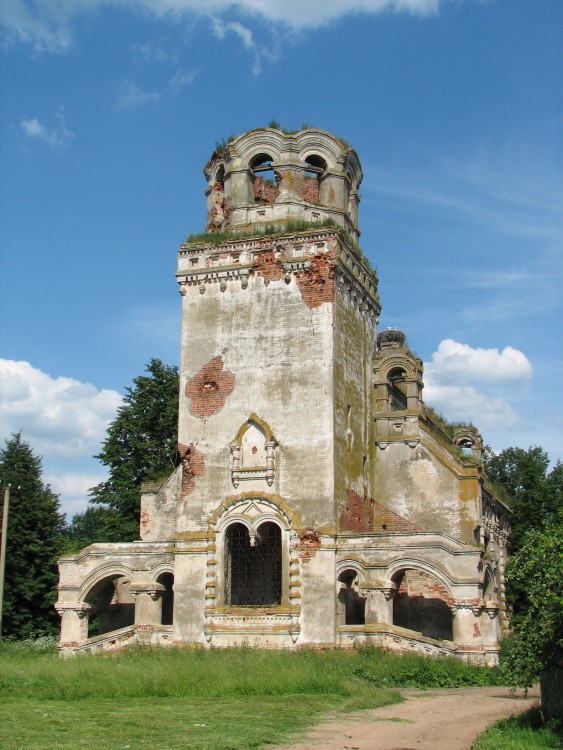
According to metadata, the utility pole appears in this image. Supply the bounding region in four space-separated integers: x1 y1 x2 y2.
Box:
0 484 10 642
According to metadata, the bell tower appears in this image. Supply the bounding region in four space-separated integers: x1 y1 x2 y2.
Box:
174 126 380 646
203 127 363 241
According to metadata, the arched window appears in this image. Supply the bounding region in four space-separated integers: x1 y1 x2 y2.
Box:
337 569 365 625
303 154 326 204
156 572 174 625
387 367 407 411
224 522 282 606
250 153 279 204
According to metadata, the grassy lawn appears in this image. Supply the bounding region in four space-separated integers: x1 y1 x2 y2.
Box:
0 642 401 750
0 639 530 750
473 707 563 750
0 695 356 750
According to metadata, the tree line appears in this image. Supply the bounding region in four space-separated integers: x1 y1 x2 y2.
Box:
0 358 561 688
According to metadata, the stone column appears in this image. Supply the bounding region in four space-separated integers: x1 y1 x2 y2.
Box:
451 599 484 649
481 601 501 665
130 583 165 626
405 378 421 411
361 580 395 625
55 602 92 650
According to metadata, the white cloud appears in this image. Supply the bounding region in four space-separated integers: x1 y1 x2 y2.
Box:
425 338 532 386
421 338 532 432
20 106 74 148
1 0 461 52
210 17 253 49
0 359 122 460
422 383 520 430
210 16 263 74
45 471 107 517
132 37 177 64
167 67 198 91
115 69 197 109
115 80 161 110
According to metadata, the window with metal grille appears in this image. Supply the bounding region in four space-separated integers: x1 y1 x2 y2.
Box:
224 522 282 606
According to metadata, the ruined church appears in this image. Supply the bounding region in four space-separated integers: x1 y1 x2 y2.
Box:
57 127 510 663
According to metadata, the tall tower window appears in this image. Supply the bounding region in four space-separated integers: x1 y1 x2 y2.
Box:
224 522 282 606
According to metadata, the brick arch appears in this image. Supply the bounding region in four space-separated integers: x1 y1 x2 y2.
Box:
209 492 301 534
296 130 352 170
379 355 421 381
386 559 454 595
79 564 135 602
335 559 366 580
389 563 454 641
80 567 136 638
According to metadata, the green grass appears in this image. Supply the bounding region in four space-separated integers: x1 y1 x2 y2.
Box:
0 641 515 750
0 643 400 750
473 707 563 750
353 645 503 689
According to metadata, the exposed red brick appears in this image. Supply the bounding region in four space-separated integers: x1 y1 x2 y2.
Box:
254 249 284 286
372 500 419 532
396 570 451 602
295 253 335 309
178 442 205 497
340 490 420 534
298 527 321 559
185 356 235 418
339 489 374 533
206 181 226 233
303 175 319 203
254 175 279 204
140 510 150 532
473 622 481 638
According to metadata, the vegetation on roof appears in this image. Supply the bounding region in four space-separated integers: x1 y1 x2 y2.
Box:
421 406 481 466
184 219 375 273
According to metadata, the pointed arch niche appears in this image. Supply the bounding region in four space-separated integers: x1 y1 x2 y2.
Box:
230 414 277 488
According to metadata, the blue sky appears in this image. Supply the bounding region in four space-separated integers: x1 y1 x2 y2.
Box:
1 0 561 517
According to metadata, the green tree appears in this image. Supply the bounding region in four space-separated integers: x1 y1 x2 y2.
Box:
85 359 179 542
501 522 563 690
484 446 560 554
0 433 65 638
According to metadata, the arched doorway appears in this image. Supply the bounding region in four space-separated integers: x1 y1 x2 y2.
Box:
337 569 365 625
84 574 135 637
392 568 453 640
156 572 174 625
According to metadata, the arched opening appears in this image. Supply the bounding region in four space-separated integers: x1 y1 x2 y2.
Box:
215 164 225 190
392 569 453 641
156 572 174 625
303 154 326 204
250 153 279 204
387 367 407 411
84 574 135 638
337 569 365 625
457 438 475 456
225 521 282 606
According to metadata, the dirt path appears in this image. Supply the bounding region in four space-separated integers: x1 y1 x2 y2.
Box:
273 686 540 750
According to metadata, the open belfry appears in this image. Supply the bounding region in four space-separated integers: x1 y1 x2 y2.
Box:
57 127 511 663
